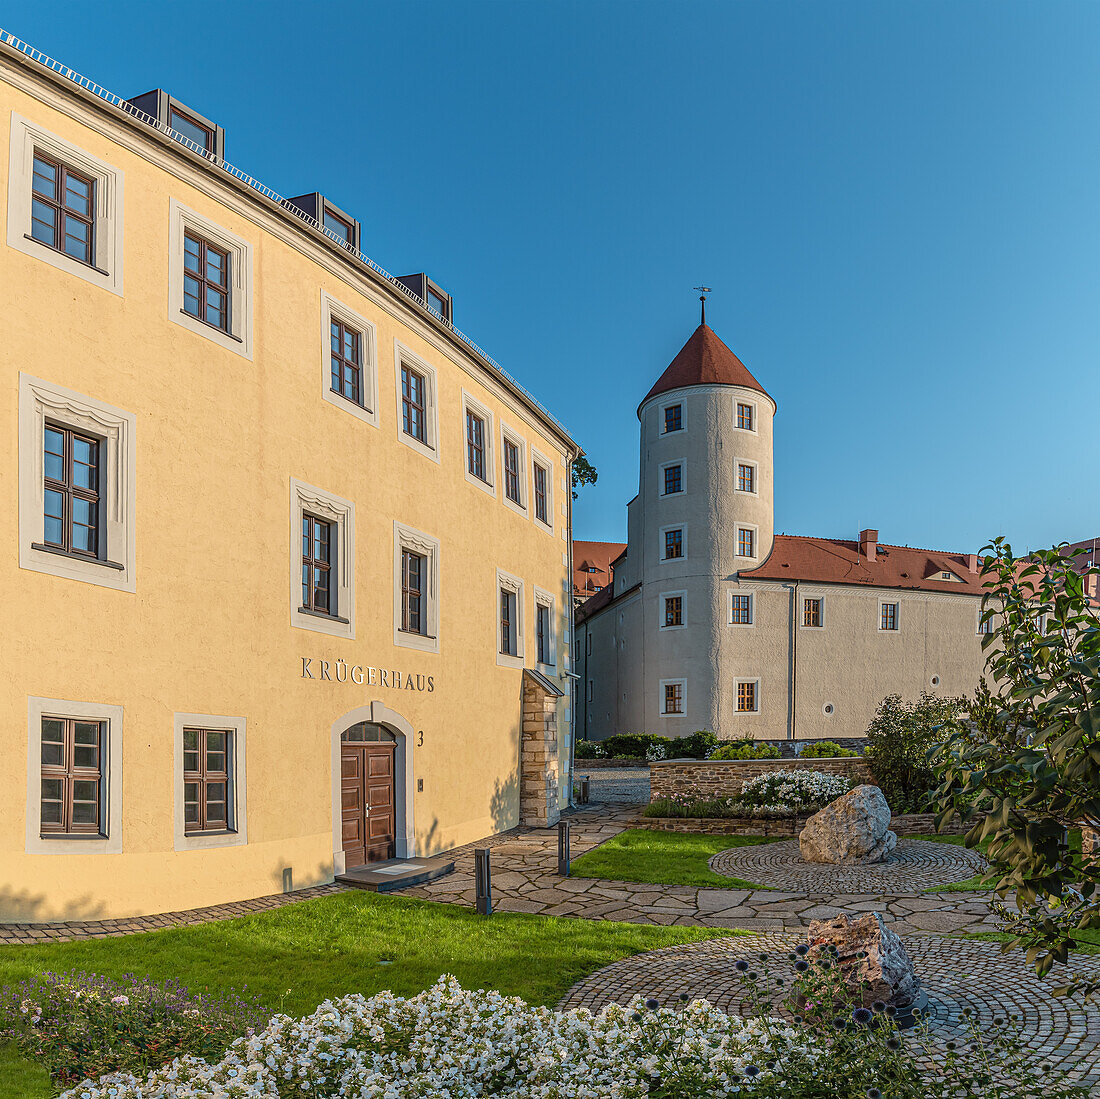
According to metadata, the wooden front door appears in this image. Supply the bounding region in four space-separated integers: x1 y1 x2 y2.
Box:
341 744 396 867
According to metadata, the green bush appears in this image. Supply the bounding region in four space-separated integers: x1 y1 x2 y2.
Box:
864 692 965 813
710 738 782 761
676 729 719 759
601 733 671 759
798 740 858 758
573 740 604 760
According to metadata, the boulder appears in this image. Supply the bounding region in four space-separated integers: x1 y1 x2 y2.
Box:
799 784 897 864
806 912 925 1024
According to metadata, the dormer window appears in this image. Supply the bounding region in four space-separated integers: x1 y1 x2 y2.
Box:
396 273 453 324
284 194 360 251
168 106 215 153
323 209 354 247
426 286 448 318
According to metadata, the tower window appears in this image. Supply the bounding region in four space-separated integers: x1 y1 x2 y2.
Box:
730 594 753 625
663 404 682 433
664 595 683 627
736 402 755 431
737 681 758 712
663 464 682 495
737 528 755 558
664 528 683 560
737 463 755 493
663 682 684 715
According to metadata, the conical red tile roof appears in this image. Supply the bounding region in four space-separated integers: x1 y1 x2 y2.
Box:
640 324 772 412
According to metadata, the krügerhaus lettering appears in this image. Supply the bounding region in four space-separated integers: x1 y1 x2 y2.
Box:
301 658 436 692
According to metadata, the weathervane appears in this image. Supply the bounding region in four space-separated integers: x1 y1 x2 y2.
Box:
693 286 711 325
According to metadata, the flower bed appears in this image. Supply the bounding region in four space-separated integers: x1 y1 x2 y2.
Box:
645 770 851 822
61 976 807 1098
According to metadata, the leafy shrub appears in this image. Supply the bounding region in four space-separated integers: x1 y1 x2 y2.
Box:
601 733 671 759
677 729 719 759
643 795 747 818
797 740 857 758
864 692 965 813
0 971 266 1089
573 740 606 760
737 770 850 813
710 738 782 761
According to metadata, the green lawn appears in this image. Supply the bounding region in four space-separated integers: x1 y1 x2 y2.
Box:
0 889 733 1099
569 828 777 889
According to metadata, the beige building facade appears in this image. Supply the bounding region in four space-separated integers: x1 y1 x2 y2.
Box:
0 35 577 920
575 322 990 744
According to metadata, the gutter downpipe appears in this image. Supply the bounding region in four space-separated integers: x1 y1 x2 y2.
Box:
566 459 577 808
788 582 799 741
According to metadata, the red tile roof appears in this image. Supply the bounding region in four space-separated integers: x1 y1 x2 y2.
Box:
640 324 772 412
573 540 626 600
741 534 988 594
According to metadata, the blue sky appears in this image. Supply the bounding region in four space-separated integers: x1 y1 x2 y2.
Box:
7 1 1097 553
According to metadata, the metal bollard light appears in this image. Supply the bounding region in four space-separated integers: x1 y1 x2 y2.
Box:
475 848 492 915
579 776 590 805
557 820 571 876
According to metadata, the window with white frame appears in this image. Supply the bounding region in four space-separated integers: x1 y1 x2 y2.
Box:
461 391 495 494
736 679 760 712
661 460 684 496
803 597 823 628
500 425 527 513
535 589 555 666
26 696 124 855
321 292 378 426
290 478 355 639
532 450 553 528
737 526 756 558
880 602 899 631
173 711 247 851
7 114 125 295
729 592 753 626
169 199 253 358
497 570 525 667
663 403 683 433
393 522 440 653
394 343 439 460
661 679 686 715
19 374 136 592
661 591 686 629
735 400 756 432
661 525 685 561
736 461 757 494
977 610 995 635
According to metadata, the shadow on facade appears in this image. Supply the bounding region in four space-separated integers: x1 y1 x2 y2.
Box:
0 886 109 923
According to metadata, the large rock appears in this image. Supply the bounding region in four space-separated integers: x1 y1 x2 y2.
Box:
799 784 897 864
806 912 925 1024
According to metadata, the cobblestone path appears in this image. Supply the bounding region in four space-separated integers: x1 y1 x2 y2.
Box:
710 836 988 892
561 934 1100 1091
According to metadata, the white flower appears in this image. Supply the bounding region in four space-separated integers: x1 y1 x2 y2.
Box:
111 996 130 1006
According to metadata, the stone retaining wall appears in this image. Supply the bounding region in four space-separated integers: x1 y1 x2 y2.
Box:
650 757 874 801
574 757 649 769
639 812 970 837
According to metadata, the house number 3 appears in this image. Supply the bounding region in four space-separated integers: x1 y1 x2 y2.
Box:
418 731 424 746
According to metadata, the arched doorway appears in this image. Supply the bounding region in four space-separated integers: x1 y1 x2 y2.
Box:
330 702 415 873
339 723 396 867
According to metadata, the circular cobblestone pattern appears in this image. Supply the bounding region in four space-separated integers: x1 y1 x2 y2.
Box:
710 837 987 892
560 934 1100 1090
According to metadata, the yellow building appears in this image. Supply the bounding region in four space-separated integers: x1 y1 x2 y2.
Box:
0 33 578 921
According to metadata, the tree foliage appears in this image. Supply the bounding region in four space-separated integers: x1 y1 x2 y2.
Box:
932 539 1100 993
571 454 597 499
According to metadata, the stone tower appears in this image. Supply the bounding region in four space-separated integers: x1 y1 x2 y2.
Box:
615 321 777 736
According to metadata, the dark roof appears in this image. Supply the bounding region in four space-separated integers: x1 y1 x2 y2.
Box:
741 535 987 594
575 583 615 623
640 324 772 413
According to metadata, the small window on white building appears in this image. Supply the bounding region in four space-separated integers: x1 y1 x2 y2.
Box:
880 602 899 631
661 592 686 629
661 679 686 715
736 679 760 712
803 597 823 628
737 527 756 558
729 593 754 626
735 401 756 432
736 462 756 494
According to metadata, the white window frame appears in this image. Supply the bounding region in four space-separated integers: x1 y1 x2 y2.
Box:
735 458 758 495
321 291 378 427
879 600 900 632
660 678 687 716
660 589 688 631
660 523 687 563
173 712 248 851
735 677 762 714
7 113 125 296
497 569 526 668
977 608 995 635
393 521 441 654
659 457 686 498
659 398 684 434
461 390 496 496
290 478 355 640
534 587 557 668
26 696 124 855
734 397 758 434
500 422 529 515
531 448 555 530
728 591 755 628
736 523 759 561
394 341 440 462
19 373 137 593
169 199 254 359
801 594 826 630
